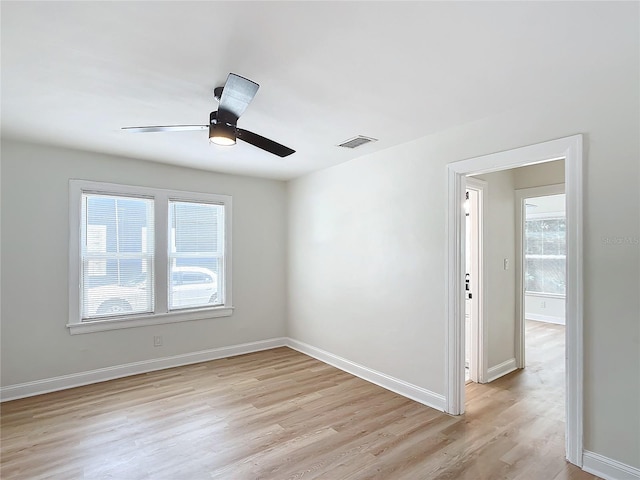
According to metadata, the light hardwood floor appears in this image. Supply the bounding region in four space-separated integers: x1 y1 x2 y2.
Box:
1 321 599 479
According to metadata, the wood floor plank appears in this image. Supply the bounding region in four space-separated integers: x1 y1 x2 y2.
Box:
1 323 599 479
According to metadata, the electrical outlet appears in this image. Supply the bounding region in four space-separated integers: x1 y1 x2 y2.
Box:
153 335 163 347
540 301 546 309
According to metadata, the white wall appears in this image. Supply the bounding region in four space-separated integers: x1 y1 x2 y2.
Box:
287 57 639 467
472 170 516 369
525 294 565 325
0 140 288 386
288 148 447 391
514 160 565 189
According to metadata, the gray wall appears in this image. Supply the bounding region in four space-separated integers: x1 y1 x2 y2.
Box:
287 72 640 466
472 170 516 370
0 140 288 385
514 159 565 189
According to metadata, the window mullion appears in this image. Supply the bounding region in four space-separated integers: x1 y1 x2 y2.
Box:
155 192 169 314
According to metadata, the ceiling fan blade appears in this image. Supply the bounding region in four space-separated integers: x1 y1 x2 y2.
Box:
217 73 259 125
237 128 295 157
122 125 207 133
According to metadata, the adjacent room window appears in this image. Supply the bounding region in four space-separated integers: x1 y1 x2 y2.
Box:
524 216 566 296
69 180 233 334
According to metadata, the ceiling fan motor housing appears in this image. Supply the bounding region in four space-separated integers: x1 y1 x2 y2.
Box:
209 111 237 145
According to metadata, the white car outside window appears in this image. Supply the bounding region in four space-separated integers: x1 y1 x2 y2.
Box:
170 266 219 310
85 266 218 319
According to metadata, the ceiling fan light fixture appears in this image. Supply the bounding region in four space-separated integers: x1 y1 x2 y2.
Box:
209 122 236 146
123 74 294 156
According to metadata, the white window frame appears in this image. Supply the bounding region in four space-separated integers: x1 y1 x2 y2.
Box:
524 213 567 297
68 180 233 334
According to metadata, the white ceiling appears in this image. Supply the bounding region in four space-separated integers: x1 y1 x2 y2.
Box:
1 1 637 180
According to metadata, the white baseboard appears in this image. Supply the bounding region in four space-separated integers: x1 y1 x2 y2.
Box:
0 338 287 402
583 450 640 480
2 337 446 413
286 338 446 412
485 357 517 383
526 313 566 325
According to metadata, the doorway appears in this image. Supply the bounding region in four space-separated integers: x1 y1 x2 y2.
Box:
516 186 566 368
445 135 584 466
464 178 485 384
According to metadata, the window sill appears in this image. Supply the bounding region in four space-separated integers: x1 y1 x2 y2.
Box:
67 306 234 335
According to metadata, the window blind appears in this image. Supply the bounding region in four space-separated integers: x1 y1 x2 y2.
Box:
81 193 154 319
168 200 224 310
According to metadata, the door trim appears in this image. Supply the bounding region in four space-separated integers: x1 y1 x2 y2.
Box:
464 178 487 383
445 134 583 466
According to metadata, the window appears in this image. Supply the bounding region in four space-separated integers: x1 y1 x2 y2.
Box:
69 180 232 334
81 194 155 319
524 216 566 296
168 200 224 311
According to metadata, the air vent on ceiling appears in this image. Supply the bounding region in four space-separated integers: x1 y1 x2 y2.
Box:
337 135 378 149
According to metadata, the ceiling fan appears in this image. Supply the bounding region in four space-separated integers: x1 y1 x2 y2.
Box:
122 73 295 157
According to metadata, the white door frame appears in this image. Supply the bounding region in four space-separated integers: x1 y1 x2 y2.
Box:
515 183 565 369
464 178 487 383
445 134 583 466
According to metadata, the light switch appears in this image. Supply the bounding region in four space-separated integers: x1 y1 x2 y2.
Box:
504 258 509 270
